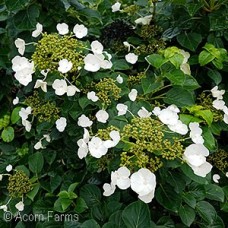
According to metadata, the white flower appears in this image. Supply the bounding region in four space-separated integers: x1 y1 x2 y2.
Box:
213 174 220 183
58 59 73 74
34 140 44 150
6 164 13 172
77 128 90 159
180 63 191 75
111 167 131 190
13 97 19 105
77 114 93 128
0 175 3 181
104 130 120 148
138 107 152 118
96 110 109 123
52 79 68 96
19 107 32 120
116 103 128 116
130 168 156 203
125 53 138 64
34 79 47 92
111 2 121 12
212 99 225 110
87 91 99 102
152 107 161 116
91 40 103 54
15 38 25 55
211 86 225 100
84 54 101 72
158 108 179 125
0 205 7 212
123 41 131 52
55 117 67 132
32 23 43 37
167 104 180 113
15 201 24 211
183 144 212 177
88 136 108 158
116 75 123 84
67 85 80 96
168 120 188 135
73 24 88 39
223 113 228 124
128 89 138 101
100 59 113 69
189 122 204 144
22 119 32 132
103 183 116 196
135 15 152 25
12 56 34 86
43 134 51 142
56 23 69 35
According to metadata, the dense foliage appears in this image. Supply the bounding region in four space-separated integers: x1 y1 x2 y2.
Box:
0 0 228 227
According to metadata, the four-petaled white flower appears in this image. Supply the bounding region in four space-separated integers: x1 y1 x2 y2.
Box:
116 75 123 84
103 130 120 148
213 174 220 183
138 107 152 118
34 140 44 150
125 53 138 64
211 86 225 100
128 89 138 101
77 114 93 128
111 2 121 12
6 164 13 172
88 136 108 158
32 23 43 37
84 54 101 72
52 79 68 96
73 24 88 39
158 108 179 125
58 59 73 74
183 144 212 177
111 167 131 190
135 15 152 25
56 23 69 35
87 91 99 102
96 110 109 123
91 40 104 54
168 120 188 135
15 38 25 55
116 103 128 116
55 117 67 132
212 99 225 110
34 79 47 92
15 201 24 211
13 97 19 105
130 168 156 203
67 85 80 96
103 183 116 196
19 107 32 120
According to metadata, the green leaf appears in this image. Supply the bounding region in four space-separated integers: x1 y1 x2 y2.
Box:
179 114 202 125
122 201 151 228
75 197 88 213
11 107 21 124
156 185 182 213
5 0 30 11
165 69 200 90
80 184 101 207
1 126 14 142
166 171 186 193
169 53 184 68
207 69 222 85
13 4 40 30
164 87 195 107
205 184 224 202
50 175 62 193
81 219 100 228
108 210 126 228
196 110 213 126
182 193 197 208
177 33 202 51
203 127 216 151
68 182 79 192
145 54 167 68
185 3 203 16
27 183 40 201
199 50 215 66
54 197 72 212
196 201 217 225
141 78 163 95
28 152 44 174
179 205 195 227
113 59 130 70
